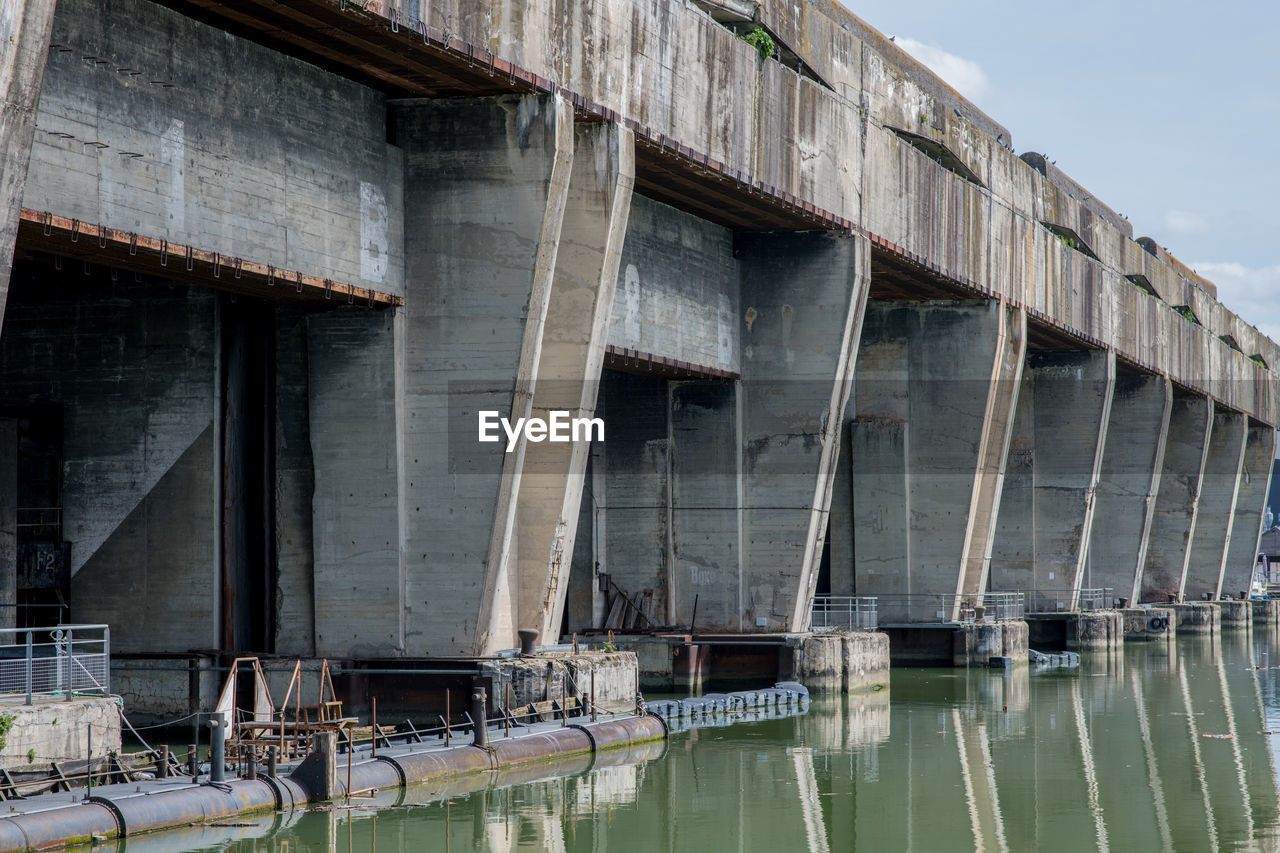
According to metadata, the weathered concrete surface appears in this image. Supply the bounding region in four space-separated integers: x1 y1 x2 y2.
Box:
1171 602 1220 635
0 697 120 771
1064 611 1122 651
483 651 638 714
1215 599 1251 631
392 94 572 656
1120 607 1174 642
737 232 868 632
789 632 889 693
1253 598 1280 628
1220 422 1277 596
1141 392 1213 603
952 621 1029 667
991 350 1114 604
0 0 59 328
515 122 634 644
853 300 1024 622
1183 411 1247 602
608 196 738 374
24 0 403 297
1088 375 1171 605
308 310 401 658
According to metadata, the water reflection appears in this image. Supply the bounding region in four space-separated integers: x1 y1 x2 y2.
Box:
122 632 1280 853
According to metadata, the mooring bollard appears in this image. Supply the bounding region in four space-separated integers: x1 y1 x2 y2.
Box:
157 745 169 779
518 629 539 656
471 687 487 748
244 746 258 780
188 743 199 781
267 747 278 779
208 718 226 784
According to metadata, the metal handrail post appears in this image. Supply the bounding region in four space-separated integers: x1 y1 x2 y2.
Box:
103 627 110 695
65 627 74 701
24 632 32 706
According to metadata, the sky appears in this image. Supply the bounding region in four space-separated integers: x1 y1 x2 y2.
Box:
837 0 1280 340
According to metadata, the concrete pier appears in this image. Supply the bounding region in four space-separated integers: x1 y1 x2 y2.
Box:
1120 607 1175 642
1215 599 1252 631
1171 603 1221 635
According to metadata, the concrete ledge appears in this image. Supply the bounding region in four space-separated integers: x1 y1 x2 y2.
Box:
1065 611 1123 651
0 697 121 771
1170 603 1220 634
1120 607 1174 642
1215 599 1252 631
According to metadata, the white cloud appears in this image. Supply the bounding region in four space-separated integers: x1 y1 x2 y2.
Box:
895 37 990 103
1163 209 1209 237
1193 261 1280 343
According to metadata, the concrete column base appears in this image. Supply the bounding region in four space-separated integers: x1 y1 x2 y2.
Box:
952 621 1028 667
1252 598 1280 627
1170 603 1220 634
1215 599 1252 630
1120 607 1174 642
1064 611 1123 651
790 632 890 693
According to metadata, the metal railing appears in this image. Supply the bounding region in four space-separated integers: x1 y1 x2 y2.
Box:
809 596 878 631
1025 588 1114 613
869 592 1025 624
0 625 110 703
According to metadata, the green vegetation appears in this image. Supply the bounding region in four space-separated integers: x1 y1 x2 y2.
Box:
1251 353 1268 368
0 716 12 752
1174 305 1198 324
1055 232 1080 251
740 27 777 61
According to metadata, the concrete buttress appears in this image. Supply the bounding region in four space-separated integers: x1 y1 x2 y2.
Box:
1087 374 1172 605
0 0 59 330
852 300 1025 622
737 232 869 632
1220 421 1277 597
392 94 573 656
515 121 635 645
990 349 1116 608
1182 410 1247 602
1141 391 1213 603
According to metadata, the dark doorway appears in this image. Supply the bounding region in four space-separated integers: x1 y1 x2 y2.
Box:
219 295 276 653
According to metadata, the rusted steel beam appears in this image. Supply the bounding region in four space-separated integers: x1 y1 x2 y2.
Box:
15 209 401 309
603 346 739 381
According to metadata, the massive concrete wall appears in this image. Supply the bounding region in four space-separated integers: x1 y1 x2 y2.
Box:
0 269 216 652
24 0 404 297
0 0 59 328
374 0 1277 422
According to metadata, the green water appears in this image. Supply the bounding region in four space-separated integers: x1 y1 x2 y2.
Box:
129 632 1280 852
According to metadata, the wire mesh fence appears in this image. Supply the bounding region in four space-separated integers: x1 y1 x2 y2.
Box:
0 625 110 703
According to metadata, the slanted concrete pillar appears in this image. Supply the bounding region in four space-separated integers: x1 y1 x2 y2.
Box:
1141 391 1212 603
1086 373 1171 605
990 349 1115 607
1221 421 1277 597
736 231 869 632
1183 410 1247 602
0 0 59 328
853 300 1026 622
393 94 574 655
514 122 634 644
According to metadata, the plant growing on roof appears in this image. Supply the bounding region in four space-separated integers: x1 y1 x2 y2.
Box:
741 27 777 61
